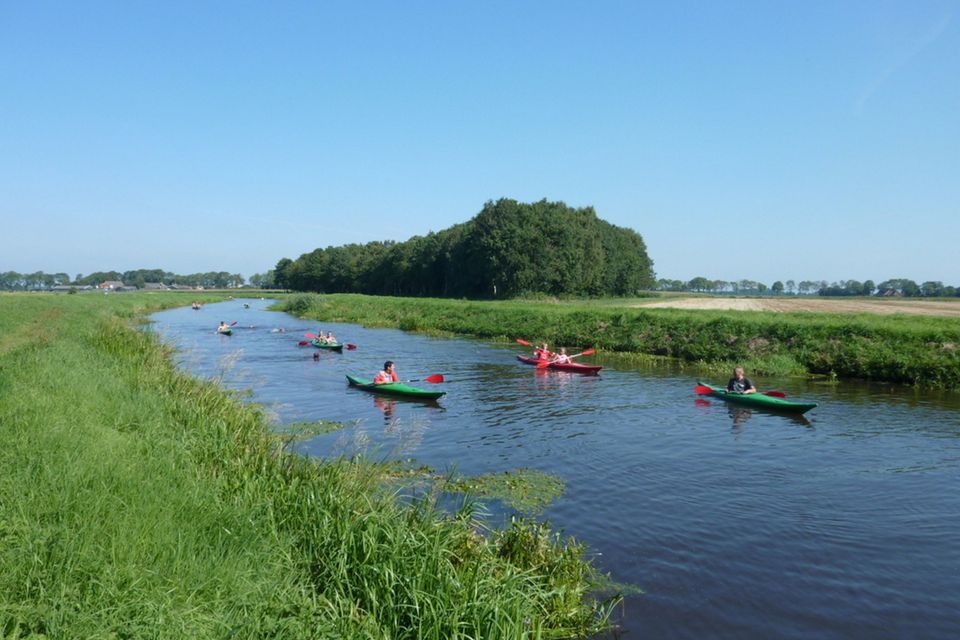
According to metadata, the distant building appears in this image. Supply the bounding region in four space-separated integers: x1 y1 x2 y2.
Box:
98 281 125 290
143 282 168 290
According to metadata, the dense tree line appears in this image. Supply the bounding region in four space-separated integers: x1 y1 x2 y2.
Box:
0 269 272 290
274 199 656 298
656 277 960 297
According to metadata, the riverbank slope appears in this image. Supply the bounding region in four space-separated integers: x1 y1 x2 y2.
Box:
0 293 613 638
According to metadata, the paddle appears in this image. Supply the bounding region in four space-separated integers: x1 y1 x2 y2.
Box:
346 343 357 350
695 384 786 398
404 374 445 384
297 340 310 346
515 338 533 346
537 348 595 367
304 332 317 339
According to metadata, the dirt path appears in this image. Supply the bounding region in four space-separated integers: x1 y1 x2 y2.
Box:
633 297 960 317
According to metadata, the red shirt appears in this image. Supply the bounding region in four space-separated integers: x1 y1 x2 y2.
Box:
374 369 399 384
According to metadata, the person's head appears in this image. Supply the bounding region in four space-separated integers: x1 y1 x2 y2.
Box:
733 366 745 379
560 347 567 354
384 360 394 372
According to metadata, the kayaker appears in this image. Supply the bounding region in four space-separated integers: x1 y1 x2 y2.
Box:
217 322 230 333
551 347 571 364
727 367 757 394
374 361 399 385
535 343 552 360
325 331 337 343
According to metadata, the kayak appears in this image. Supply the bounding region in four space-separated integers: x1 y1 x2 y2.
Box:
311 340 344 352
345 374 445 400
696 382 817 414
516 355 602 375
217 328 232 336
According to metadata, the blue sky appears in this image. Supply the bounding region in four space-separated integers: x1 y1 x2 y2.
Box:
2 1 958 285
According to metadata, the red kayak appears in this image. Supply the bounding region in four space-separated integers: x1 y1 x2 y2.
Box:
516 355 602 375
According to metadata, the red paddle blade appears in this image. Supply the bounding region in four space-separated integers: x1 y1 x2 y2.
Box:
424 374 444 383
298 341 309 346
763 390 787 398
304 332 317 339
694 385 714 395
580 349 595 356
346 343 357 350
536 359 551 368
515 338 532 346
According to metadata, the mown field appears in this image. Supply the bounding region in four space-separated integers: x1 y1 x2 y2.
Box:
0 292 615 639
283 293 960 388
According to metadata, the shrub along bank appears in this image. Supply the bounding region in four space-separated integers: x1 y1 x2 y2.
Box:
0 292 615 639
283 293 960 388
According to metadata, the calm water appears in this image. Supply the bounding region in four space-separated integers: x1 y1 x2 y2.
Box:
151 299 960 639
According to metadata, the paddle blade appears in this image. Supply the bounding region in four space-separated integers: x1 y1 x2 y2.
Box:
515 338 532 346
536 359 551 368
346 343 357 350
763 390 787 398
304 332 317 339
694 385 714 395
424 374 445 383
229 321 238 326
298 341 309 347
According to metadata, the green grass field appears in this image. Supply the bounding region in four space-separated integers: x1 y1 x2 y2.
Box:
0 292 615 639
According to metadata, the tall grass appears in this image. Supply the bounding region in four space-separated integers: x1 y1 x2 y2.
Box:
0 293 615 639
280 293 960 387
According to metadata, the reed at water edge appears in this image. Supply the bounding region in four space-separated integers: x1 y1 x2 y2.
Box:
0 292 617 639
283 293 960 388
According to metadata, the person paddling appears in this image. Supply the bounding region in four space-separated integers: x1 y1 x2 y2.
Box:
217 321 230 334
535 343 552 360
325 330 337 344
374 361 399 385
551 347 571 364
727 366 757 394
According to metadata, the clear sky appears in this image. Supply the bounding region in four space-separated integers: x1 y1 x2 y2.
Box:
2 1 958 285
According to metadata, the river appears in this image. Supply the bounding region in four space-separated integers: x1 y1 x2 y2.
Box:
151 298 960 639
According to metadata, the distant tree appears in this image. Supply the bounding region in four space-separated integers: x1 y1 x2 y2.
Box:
771 281 784 295
921 281 944 297
862 280 875 296
657 278 684 291
786 279 796 294
687 276 712 292
274 258 294 290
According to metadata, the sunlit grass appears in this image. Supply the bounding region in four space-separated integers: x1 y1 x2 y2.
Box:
0 293 617 638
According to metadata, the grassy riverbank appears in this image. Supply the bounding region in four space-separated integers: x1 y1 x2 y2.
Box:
0 293 615 638
283 293 960 388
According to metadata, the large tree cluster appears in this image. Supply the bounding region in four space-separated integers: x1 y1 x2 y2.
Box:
275 199 656 298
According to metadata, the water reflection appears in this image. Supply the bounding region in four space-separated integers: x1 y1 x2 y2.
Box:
373 396 398 429
729 406 753 429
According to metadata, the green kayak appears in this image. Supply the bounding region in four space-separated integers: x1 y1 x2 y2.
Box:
217 328 232 336
346 374 445 400
697 382 817 414
311 339 343 352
